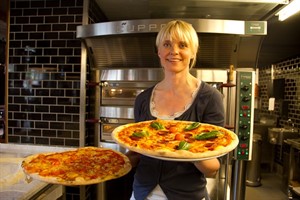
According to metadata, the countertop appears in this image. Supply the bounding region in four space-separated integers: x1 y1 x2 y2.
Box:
0 143 74 200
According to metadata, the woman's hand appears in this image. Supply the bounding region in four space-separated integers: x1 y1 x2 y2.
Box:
193 158 220 177
126 150 141 167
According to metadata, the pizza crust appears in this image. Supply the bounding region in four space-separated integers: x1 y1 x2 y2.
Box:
112 120 239 160
21 147 132 186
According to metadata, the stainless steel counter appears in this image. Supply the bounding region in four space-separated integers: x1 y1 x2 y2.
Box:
0 143 74 200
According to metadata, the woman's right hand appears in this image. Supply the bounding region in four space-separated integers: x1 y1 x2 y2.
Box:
126 150 141 167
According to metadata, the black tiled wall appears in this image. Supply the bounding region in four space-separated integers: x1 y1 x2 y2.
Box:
259 56 300 129
8 0 83 146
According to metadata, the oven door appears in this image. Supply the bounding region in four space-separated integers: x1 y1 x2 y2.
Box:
101 81 156 106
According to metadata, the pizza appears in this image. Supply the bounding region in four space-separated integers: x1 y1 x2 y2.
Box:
21 147 132 185
112 120 239 160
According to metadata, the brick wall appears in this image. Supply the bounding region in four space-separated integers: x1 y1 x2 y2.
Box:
258 56 300 129
8 0 83 146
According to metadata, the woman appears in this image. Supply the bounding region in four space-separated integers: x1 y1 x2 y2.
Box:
128 20 224 200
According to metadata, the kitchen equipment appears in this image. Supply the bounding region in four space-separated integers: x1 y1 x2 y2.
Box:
285 138 300 199
246 134 262 187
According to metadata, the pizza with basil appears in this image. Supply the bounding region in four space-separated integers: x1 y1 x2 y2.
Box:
112 120 239 160
22 147 132 185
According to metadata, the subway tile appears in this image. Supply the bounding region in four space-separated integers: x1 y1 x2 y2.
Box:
51 56 66 64
23 9 38 16
21 136 34 144
37 40 51 48
10 9 23 16
59 65 73 72
65 106 79 114
28 113 42 120
14 112 27 120
52 24 67 31
66 40 81 47
44 48 58 55
59 32 75 39
53 8 68 15
60 16 75 23
28 97 42 104
66 56 81 64
30 16 44 24
35 121 49 129
66 89 79 97
9 72 21 80
30 32 44 40
37 24 52 32
50 138 65 146
43 97 57 104
65 139 79 147
21 105 35 112
52 40 66 47
57 98 72 105
35 137 50 145
16 17 30 24
61 1 76 7
16 1 30 8
43 81 57 88
50 89 65 96
9 88 21 96
38 8 52 16
36 56 50 63
69 8 83 15
57 130 72 138
10 25 22 32
65 122 79 130
59 48 73 55
14 97 28 104
23 25 37 32
35 105 49 112
58 114 72 121
42 129 57 137
46 1 60 8
28 129 42 137
45 16 59 23
31 1 45 8
15 33 29 40
36 89 50 96
57 81 72 88
22 41 36 48
50 122 64 129
21 89 35 96
13 80 24 88
44 32 59 39
43 113 57 121
50 106 65 113
8 104 20 112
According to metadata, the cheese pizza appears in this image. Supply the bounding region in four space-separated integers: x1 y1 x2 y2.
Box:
22 147 132 185
112 120 239 160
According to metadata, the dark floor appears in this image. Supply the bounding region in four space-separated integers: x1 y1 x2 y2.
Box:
245 172 288 200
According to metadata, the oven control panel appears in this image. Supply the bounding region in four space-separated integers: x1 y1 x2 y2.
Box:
234 71 255 160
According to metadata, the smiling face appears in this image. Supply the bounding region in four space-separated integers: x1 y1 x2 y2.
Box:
158 38 194 73
156 20 199 72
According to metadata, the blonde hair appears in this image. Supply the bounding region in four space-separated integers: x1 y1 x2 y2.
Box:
156 20 199 68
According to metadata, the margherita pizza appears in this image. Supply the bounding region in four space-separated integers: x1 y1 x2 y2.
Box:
21 147 132 185
112 120 239 160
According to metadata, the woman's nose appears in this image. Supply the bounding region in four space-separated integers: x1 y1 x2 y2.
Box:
170 45 179 55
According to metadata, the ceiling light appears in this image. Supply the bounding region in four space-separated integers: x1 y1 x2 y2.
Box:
275 0 300 21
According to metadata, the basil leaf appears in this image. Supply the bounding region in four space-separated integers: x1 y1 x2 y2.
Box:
184 122 201 131
132 130 149 138
150 121 164 130
177 141 191 150
194 130 221 140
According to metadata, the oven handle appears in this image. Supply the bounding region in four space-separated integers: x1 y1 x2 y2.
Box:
86 117 132 124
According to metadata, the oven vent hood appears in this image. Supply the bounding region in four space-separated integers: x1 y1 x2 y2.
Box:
77 19 267 69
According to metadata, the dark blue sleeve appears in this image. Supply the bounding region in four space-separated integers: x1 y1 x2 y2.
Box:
134 86 156 122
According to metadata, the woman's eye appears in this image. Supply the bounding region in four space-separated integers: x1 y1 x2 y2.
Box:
179 43 187 48
163 43 171 47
